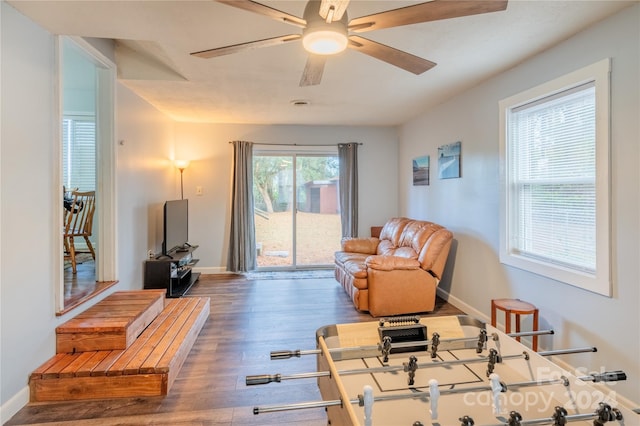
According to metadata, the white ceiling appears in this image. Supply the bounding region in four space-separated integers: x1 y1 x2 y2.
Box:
7 0 635 126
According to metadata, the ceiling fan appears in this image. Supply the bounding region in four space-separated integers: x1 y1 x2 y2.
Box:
191 0 508 86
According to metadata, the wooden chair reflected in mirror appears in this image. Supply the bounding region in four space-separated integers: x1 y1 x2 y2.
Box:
64 190 96 274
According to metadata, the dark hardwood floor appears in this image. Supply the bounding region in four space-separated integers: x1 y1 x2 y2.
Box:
9 274 464 425
62 260 116 315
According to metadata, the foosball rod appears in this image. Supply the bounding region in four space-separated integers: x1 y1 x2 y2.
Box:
507 329 554 338
506 370 626 390
538 346 597 356
253 377 553 415
472 412 613 426
254 382 497 415
476 403 624 426
247 351 530 385
269 334 487 360
253 371 628 416
270 329 557 360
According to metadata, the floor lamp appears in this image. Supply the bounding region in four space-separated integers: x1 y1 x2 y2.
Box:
174 160 190 200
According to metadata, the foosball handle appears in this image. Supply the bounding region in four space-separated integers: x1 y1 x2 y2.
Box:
270 350 301 359
363 385 374 426
429 379 439 419
246 374 281 385
587 370 627 382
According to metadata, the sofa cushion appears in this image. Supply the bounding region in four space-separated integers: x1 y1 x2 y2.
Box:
341 237 379 254
335 252 369 279
391 246 419 259
335 251 366 264
378 217 410 247
376 239 396 255
365 255 421 271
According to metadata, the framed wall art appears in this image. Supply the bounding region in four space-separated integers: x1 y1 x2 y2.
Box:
412 155 430 186
438 141 461 179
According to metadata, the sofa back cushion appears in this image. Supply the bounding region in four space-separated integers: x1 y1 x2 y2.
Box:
376 218 453 277
377 217 410 255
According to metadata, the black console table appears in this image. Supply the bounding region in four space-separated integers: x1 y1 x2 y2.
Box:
144 245 200 297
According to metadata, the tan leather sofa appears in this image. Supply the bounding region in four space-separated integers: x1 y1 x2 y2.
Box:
334 217 453 317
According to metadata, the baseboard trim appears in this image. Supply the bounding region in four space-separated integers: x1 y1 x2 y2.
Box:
436 287 488 324
1 385 29 425
192 266 228 275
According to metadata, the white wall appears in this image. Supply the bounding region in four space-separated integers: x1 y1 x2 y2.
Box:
116 87 177 287
398 4 640 404
1 4 57 418
0 3 177 420
171 122 399 272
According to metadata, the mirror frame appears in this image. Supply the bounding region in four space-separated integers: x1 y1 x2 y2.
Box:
55 36 118 314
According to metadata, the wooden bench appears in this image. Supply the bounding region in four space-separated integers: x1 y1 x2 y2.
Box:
30 295 210 401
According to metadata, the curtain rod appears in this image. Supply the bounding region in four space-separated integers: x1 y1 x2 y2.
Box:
228 141 362 146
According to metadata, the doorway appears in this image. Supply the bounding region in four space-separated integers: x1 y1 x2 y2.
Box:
57 36 117 314
253 151 341 269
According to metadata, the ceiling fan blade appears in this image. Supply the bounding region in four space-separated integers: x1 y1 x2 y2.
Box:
216 0 306 28
348 35 436 75
319 0 350 23
191 35 301 59
299 55 327 86
349 0 508 33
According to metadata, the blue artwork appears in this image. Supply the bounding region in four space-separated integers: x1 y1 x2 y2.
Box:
438 141 461 179
412 155 430 186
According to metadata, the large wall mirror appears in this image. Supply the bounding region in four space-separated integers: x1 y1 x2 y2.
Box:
57 36 117 314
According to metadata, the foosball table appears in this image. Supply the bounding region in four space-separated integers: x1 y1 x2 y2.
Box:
247 315 638 425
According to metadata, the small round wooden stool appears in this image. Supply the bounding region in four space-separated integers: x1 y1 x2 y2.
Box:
491 298 539 351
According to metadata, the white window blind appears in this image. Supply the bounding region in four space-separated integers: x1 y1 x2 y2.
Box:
499 58 610 296
508 82 596 272
62 117 96 192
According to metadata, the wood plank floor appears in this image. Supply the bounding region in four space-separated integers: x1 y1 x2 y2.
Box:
8 274 464 426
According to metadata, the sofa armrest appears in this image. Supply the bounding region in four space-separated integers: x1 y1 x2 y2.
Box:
365 255 421 271
341 237 380 254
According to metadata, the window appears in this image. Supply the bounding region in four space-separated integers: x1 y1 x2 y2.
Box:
62 116 96 192
253 146 341 269
499 59 611 296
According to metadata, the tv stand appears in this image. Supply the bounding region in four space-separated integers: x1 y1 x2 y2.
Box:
144 245 200 297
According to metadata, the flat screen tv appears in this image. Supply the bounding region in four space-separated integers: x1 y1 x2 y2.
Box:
162 199 189 255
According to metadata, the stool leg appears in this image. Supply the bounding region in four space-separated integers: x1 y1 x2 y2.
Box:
515 313 521 342
505 310 511 336
491 300 497 327
532 309 539 351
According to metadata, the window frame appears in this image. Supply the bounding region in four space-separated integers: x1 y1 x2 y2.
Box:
498 58 611 296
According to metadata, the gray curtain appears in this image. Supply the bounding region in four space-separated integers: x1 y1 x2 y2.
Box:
227 141 257 272
338 142 359 238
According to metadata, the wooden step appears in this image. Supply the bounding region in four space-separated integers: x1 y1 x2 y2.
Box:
30 296 210 401
56 290 167 353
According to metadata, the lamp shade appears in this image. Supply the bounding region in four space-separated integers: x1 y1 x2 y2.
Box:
174 159 190 170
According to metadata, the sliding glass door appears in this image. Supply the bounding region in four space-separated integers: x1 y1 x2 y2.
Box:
253 151 341 269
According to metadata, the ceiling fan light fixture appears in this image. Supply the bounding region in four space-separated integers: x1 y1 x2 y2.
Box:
302 29 348 55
